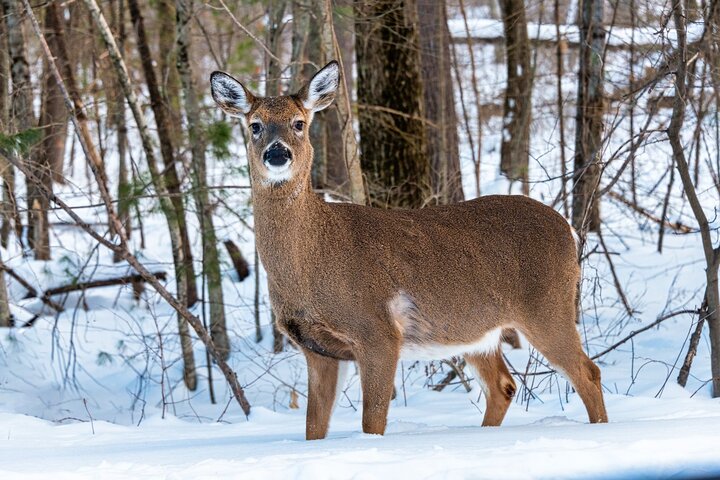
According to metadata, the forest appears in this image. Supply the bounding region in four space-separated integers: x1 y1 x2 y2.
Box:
0 0 719 478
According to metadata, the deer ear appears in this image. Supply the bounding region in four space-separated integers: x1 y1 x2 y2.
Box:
298 61 340 113
210 71 255 116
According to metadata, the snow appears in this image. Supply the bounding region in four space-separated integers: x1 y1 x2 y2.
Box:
1 11 720 480
2 411 720 479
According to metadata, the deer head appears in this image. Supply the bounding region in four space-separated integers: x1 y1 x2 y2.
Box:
210 61 340 188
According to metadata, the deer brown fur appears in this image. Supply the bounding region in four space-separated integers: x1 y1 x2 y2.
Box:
210 61 608 440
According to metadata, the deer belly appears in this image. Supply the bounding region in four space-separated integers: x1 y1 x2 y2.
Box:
399 328 502 361
281 317 355 361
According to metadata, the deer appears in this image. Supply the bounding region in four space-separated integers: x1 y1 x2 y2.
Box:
210 61 608 440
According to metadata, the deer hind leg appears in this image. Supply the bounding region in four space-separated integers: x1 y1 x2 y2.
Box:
466 351 516 426
304 349 340 440
520 319 608 424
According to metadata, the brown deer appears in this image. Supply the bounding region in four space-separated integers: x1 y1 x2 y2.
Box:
210 61 608 440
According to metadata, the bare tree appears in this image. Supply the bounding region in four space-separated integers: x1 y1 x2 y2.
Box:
668 0 720 397
355 0 430 208
572 0 605 234
0 249 10 327
499 0 531 195
128 0 199 310
176 0 229 359
3 0 39 255
108 0 131 263
417 0 464 205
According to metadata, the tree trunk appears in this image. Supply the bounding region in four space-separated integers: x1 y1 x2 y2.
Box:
572 0 605 234
29 0 71 260
0 248 10 327
417 0 464 205
266 0 288 352
266 0 287 97
127 0 198 308
176 0 229 360
3 0 39 255
290 0 327 190
355 0 430 209
499 0 531 195
40 1 69 185
87 0 197 391
0 0 19 247
109 0 131 264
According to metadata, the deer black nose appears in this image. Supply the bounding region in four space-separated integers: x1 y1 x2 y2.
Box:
263 142 292 167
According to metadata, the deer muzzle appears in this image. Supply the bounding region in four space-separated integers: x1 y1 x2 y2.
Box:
263 142 292 169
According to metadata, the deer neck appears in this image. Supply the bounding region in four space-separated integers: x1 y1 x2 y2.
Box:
252 177 324 281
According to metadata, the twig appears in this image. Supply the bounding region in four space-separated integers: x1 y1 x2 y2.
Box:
591 309 699 360
596 230 634 318
607 191 693 233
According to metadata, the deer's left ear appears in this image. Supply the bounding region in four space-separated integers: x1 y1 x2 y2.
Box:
297 61 340 113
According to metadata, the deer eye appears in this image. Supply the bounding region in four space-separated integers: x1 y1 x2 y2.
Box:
250 123 262 136
293 120 305 132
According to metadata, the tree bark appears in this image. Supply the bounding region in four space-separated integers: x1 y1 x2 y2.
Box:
499 0 531 194
417 0 464 205
355 0 430 209
572 0 605 234
176 0 229 360
127 0 199 309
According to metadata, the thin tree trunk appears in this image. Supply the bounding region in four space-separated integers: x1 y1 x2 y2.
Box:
41 1 69 185
417 0 463 205
127 0 199 309
85 0 198 391
0 248 10 327
290 0 328 189
30 0 71 260
572 0 605 234
266 0 286 97
555 0 569 217
266 0 287 352
457 0 482 198
176 0 229 360
669 0 720 397
3 0 36 253
355 0 430 209
499 0 531 195
324 0 365 204
110 0 131 263
0 0 18 247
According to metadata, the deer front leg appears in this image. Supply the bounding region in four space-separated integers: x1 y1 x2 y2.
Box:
304 348 340 440
356 346 399 435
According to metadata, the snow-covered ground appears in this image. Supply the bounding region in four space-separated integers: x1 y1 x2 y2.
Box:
2 13 720 480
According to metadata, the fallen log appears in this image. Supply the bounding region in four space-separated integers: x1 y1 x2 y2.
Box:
41 271 167 300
